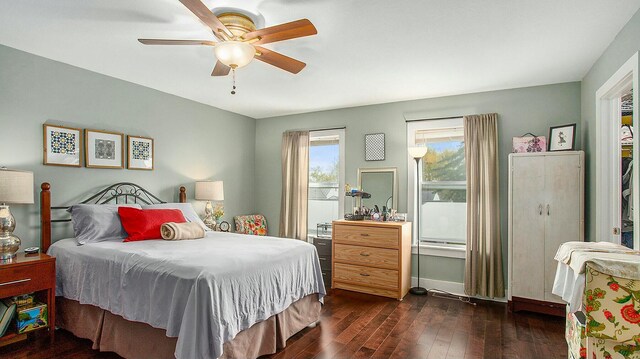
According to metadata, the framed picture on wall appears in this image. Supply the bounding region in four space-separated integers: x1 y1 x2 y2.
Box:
127 135 154 170
365 133 385 161
43 124 82 167
84 129 124 169
548 124 576 151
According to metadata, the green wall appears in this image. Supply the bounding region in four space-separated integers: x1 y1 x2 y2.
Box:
255 82 581 284
581 9 640 241
0 45 256 249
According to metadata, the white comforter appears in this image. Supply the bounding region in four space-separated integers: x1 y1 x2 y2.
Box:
48 232 326 359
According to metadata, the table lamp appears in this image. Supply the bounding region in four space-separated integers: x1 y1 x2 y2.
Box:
0 168 34 260
195 181 224 229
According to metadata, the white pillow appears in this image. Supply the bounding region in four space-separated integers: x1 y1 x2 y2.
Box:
141 203 211 231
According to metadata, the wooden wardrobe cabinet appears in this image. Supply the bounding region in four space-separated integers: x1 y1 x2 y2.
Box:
508 151 584 315
331 220 412 300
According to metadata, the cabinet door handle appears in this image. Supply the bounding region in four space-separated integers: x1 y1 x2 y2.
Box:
360 273 370 277
360 233 369 237
319 257 327 261
0 278 31 287
317 242 326 246
538 204 543 215
360 252 370 257
547 204 550 216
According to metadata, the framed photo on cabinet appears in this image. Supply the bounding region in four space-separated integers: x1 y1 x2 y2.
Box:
43 124 82 167
84 129 124 169
548 124 576 151
127 135 154 170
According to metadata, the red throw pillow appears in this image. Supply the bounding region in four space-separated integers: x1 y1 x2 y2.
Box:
118 207 186 242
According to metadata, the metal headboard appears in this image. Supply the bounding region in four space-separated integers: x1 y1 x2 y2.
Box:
50 182 166 224
40 182 187 252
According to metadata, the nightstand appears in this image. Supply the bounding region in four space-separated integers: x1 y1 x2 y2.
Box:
0 253 55 345
310 236 332 289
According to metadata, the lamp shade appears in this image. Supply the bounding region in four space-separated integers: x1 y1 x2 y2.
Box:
408 146 428 159
195 181 224 201
0 168 34 204
214 41 255 69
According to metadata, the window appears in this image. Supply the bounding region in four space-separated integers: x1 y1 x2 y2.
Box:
408 118 466 255
308 129 345 239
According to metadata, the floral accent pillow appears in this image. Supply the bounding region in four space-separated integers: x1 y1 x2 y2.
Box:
234 215 268 236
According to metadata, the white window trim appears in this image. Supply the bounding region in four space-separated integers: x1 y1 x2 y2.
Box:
412 243 466 259
407 118 466 259
308 129 346 240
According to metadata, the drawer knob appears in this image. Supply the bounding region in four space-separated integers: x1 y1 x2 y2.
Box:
360 273 370 277
319 258 327 261
360 233 369 237
0 278 31 287
360 252 370 257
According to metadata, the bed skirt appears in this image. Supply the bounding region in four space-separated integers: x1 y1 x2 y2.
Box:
56 295 321 359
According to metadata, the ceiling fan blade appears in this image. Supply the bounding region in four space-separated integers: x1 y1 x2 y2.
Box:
138 39 216 46
179 0 232 40
254 46 306 74
242 19 317 45
211 61 231 76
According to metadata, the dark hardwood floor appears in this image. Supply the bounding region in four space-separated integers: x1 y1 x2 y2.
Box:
0 290 566 359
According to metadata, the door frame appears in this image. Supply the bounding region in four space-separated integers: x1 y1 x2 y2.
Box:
595 52 639 248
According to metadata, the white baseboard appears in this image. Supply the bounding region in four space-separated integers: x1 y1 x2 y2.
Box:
410 277 507 303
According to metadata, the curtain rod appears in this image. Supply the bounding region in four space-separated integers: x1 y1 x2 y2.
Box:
405 116 463 123
309 126 346 132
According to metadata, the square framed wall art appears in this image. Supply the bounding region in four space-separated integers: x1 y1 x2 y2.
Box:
85 129 124 169
548 124 576 151
365 133 385 161
43 124 81 167
127 135 154 170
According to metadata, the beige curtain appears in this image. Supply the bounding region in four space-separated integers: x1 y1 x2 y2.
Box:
463 113 504 298
279 131 310 240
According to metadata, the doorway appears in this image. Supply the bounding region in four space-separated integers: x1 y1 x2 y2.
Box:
596 52 639 249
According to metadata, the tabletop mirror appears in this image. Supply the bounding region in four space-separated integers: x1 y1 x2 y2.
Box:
357 167 398 210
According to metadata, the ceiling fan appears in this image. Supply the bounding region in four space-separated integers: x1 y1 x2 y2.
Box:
138 0 317 93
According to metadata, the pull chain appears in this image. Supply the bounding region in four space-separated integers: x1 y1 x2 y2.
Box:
231 68 237 95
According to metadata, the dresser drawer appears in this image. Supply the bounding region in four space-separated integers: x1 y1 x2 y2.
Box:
317 254 332 270
333 225 398 249
312 237 332 256
334 244 398 269
334 263 398 290
0 261 55 298
321 270 332 289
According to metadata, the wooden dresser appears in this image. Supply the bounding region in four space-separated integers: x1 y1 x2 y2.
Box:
331 220 412 300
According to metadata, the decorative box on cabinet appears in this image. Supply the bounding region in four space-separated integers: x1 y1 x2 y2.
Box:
508 151 584 316
331 220 412 300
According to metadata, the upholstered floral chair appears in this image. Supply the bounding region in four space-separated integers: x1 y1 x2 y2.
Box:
567 263 640 359
233 214 268 236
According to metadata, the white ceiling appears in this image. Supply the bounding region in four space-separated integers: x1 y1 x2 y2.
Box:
1 0 639 119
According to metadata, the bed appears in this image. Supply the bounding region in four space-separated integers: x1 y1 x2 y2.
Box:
40 183 326 359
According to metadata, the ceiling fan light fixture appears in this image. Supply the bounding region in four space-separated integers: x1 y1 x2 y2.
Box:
214 41 255 69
